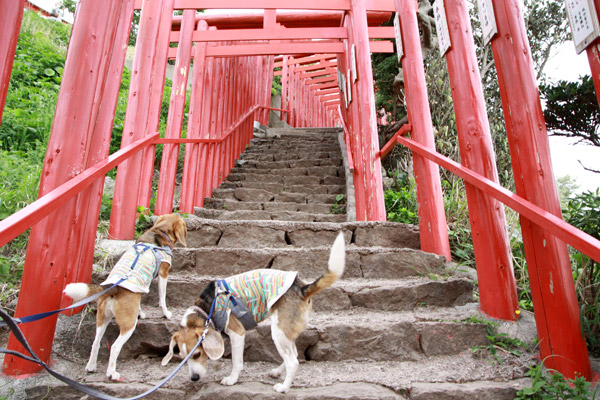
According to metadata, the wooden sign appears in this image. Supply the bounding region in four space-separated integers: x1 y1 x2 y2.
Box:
393 13 404 62
565 0 600 54
476 0 498 46
433 0 451 56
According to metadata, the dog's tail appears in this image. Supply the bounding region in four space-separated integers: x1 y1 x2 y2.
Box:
302 232 345 300
63 283 108 302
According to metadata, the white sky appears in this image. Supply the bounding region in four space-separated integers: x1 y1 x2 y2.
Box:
545 42 600 193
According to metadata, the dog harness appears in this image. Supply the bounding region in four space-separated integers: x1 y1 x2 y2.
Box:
212 269 298 331
101 243 172 294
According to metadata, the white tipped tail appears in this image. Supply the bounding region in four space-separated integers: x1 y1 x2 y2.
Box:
63 283 92 302
328 232 346 278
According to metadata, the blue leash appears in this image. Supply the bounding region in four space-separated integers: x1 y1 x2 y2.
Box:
0 292 220 399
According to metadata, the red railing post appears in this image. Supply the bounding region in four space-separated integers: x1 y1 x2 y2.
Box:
585 0 600 106
491 0 592 379
442 0 518 320
3 0 135 375
181 20 208 212
394 0 451 258
0 0 24 124
109 0 174 239
281 56 289 121
156 9 196 215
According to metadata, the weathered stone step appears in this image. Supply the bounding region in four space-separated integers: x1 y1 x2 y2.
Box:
229 166 343 178
225 172 344 185
50 303 489 364
173 246 444 280
137 276 474 312
236 158 342 169
239 151 340 162
194 207 346 223
218 181 345 196
18 354 531 400
182 218 421 251
212 188 340 204
202 198 336 214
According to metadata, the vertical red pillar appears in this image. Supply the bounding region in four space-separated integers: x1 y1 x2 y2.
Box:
394 0 451 258
443 0 518 320
109 0 174 239
156 9 195 215
288 63 295 126
491 0 591 379
4 0 134 375
0 0 24 123
181 20 208 212
348 0 386 221
281 56 289 121
195 45 215 207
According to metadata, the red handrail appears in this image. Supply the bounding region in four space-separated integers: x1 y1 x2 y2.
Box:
0 133 159 248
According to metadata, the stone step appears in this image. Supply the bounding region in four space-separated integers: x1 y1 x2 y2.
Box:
211 188 340 204
202 198 336 214
194 207 346 223
229 166 343 178
226 171 344 185
240 151 340 162
235 158 342 169
218 181 345 196
136 276 475 312
181 218 421 251
50 303 491 363
241 146 341 155
173 246 444 281
16 356 531 400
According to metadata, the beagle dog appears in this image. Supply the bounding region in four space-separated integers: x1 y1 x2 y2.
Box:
63 214 187 381
162 232 345 393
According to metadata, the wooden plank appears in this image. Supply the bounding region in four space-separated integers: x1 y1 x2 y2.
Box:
0 0 24 123
181 27 347 42
135 0 395 11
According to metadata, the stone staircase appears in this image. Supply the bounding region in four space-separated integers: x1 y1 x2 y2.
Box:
2 128 537 399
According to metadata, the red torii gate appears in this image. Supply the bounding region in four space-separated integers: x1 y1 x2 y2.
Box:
0 0 599 383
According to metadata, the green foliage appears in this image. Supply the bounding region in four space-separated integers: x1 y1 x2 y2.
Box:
540 76 600 147
469 318 530 364
0 11 70 151
563 189 600 357
515 364 597 399
384 171 418 225
330 194 346 215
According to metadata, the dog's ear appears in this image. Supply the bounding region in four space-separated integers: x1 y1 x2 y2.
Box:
162 332 179 366
173 217 187 247
200 328 224 360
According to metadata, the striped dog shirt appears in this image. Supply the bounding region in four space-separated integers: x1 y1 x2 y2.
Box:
214 269 298 327
101 244 172 294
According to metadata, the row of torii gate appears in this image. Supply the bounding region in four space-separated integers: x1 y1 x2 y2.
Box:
1 0 600 384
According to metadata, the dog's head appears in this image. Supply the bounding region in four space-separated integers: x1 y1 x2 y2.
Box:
139 214 187 248
161 308 224 381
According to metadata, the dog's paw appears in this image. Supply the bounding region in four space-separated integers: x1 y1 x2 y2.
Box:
139 309 147 319
220 376 238 386
163 310 172 320
269 367 283 378
108 371 121 381
273 383 290 393
85 364 96 373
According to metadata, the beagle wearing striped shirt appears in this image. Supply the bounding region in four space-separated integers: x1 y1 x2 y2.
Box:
63 214 187 381
162 232 345 393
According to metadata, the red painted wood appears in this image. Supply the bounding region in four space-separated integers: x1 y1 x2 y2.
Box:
491 0 591 379
4 0 137 375
171 10 392 30
348 0 386 220
281 56 289 120
137 1 174 212
61 0 136 309
109 0 174 239
394 0 451 258
0 0 24 124
180 20 208 212
275 54 336 67
288 64 296 125
156 9 195 215
377 124 411 159
136 0 395 11
443 0 518 320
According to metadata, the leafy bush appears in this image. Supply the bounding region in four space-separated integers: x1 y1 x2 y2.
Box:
562 189 600 357
515 364 597 399
384 171 418 225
